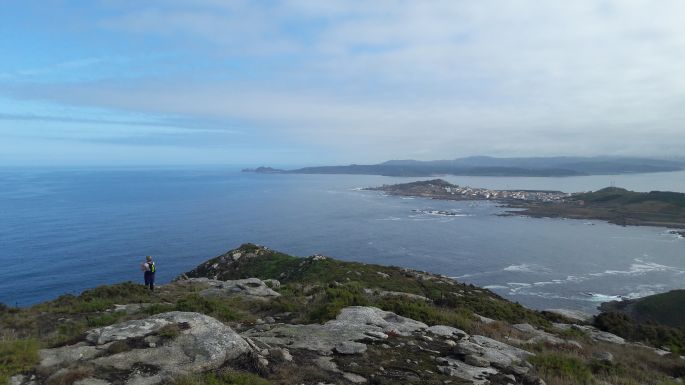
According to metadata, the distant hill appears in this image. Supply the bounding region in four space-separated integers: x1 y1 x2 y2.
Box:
244 156 684 177
595 290 685 351
599 290 685 328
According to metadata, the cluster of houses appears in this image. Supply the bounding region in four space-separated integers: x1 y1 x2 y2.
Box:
443 185 569 202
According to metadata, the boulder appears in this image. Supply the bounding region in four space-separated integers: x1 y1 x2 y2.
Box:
513 323 567 346
426 325 469 339
38 312 252 385
474 314 496 324
573 325 625 345
335 341 368 355
457 335 534 369
593 351 614 363
437 357 498 385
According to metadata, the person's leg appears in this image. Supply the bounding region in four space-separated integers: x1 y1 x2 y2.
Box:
144 272 152 290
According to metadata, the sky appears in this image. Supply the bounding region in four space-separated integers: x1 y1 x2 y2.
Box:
1 1 684 167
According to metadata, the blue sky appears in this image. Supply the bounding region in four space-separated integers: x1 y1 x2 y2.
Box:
2 1 685 167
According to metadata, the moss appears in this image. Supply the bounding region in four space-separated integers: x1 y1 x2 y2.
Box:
0 338 39 384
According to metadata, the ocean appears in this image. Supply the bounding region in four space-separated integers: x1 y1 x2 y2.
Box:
1 167 684 312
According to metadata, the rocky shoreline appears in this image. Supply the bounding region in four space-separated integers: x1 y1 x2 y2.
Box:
369 179 685 233
3 244 684 385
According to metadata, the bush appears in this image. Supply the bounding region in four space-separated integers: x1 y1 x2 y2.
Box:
0 338 39 384
595 312 685 352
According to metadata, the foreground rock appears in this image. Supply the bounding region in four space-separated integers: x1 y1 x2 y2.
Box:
246 306 427 355
33 312 251 385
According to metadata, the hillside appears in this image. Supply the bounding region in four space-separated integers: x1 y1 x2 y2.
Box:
243 156 684 177
516 187 685 229
599 289 685 328
2 244 684 385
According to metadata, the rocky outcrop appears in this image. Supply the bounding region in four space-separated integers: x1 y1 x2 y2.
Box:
33 312 252 385
245 306 427 355
553 323 626 345
545 308 594 323
513 323 582 347
178 277 280 299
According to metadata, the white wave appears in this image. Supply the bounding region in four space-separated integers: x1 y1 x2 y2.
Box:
581 292 624 302
589 258 682 277
502 263 550 273
507 282 532 287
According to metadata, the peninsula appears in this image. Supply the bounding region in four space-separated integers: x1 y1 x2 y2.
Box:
2 244 684 385
368 179 685 231
243 156 685 177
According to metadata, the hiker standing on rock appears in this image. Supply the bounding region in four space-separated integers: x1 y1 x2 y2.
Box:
141 255 156 291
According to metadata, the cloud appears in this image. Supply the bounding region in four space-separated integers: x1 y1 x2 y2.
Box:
2 0 685 164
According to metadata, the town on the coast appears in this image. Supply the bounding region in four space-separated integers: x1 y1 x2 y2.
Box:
368 179 569 203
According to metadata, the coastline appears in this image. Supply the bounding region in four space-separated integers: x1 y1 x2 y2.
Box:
368 179 685 233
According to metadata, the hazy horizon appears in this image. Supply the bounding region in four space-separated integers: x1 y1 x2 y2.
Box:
2 1 685 166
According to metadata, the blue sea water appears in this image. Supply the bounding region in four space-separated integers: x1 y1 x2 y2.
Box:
1 167 684 312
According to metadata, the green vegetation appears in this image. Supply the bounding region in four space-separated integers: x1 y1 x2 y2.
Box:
630 290 685 328
175 294 243 322
576 188 685 208
3 243 685 385
595 312 685 354
171 370 272 385
0 338 39 385
529 352 593 385
36 282 157 314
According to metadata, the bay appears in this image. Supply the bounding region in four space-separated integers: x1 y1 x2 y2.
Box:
1 167 683 312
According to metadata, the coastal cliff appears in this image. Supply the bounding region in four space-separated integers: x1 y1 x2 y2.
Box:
2 244 684 385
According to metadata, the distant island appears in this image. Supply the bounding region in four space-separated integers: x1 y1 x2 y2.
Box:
243 156 685 177
368 179 685 232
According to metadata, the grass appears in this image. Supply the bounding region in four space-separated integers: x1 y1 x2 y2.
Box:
86 311 125 327
175 294 243 322
529 352 594 385
0 338 39 385
35 282 157 314
170 370 272 385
